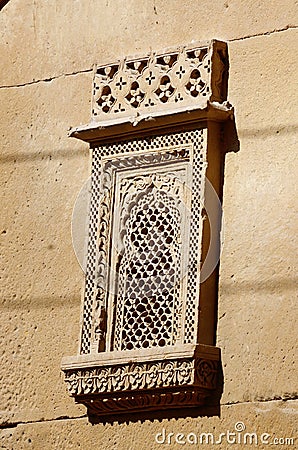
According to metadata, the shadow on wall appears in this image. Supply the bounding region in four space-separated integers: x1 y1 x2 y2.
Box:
0 146 89 164
0 0 11 11
2 123 298 164
223 117 240 155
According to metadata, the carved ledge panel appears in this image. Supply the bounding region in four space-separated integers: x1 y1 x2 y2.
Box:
62 346 219 415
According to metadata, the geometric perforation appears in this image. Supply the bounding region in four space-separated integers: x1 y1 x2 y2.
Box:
115 189 180 351
80 129 205 354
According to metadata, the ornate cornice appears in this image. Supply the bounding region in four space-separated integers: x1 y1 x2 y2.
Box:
69 40 232 144
63 354 218 415
91 40 227 122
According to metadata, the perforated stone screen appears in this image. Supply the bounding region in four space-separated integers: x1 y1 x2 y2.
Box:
81 132 205 356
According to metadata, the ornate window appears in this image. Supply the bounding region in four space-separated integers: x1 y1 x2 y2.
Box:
61 40 233 418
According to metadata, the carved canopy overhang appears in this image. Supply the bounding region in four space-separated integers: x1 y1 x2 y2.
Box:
69 102 232 145
62 40 232 417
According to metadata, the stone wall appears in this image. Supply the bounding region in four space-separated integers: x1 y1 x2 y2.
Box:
1 0 297 448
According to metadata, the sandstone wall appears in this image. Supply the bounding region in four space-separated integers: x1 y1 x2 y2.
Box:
1 0 297 448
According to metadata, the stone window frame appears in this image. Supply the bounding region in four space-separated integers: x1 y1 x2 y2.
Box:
61 40 233 419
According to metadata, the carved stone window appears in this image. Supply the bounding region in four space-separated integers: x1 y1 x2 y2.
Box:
61 40 233 418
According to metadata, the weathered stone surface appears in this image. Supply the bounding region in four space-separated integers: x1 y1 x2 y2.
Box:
0 401 297 449
0 74 92 424
0 0 297 86
218 29 298 404
228 28 298 131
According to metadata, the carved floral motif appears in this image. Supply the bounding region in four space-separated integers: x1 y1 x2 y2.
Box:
64 357 217 396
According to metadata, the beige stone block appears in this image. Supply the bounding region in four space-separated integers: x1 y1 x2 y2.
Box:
0 400 297 449
228 28 298 132
217 29 298 404
0 74 92 424
1 0 297 86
